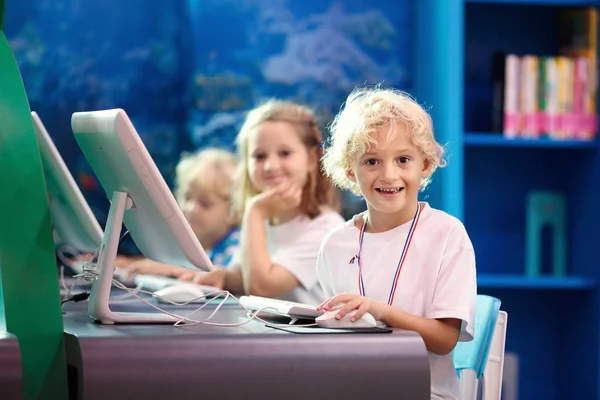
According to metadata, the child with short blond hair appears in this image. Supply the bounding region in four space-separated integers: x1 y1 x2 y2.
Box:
122 148 240 276
175 148 240 266
317 87 476 400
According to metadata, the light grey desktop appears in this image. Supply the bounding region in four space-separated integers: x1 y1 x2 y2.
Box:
63 302 431 400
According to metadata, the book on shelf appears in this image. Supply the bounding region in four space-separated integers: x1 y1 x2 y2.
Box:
559 6 597 111
493 7 598 141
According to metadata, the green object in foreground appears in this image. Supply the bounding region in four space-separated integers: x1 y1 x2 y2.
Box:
0 28 69 399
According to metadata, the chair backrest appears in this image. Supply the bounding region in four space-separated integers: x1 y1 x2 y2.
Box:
454 295 501 377
483 310 508 400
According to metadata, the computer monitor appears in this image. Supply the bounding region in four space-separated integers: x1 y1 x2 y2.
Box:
32 111 103 253
71 108 213 324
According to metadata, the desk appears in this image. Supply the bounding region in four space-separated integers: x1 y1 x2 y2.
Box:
63 299 431 400
0 330 22 399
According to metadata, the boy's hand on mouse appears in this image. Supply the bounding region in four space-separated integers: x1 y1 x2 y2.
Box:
318 293 387 321
250 182 302 219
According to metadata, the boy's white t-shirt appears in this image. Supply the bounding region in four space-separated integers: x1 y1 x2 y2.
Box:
317 202 476 400
232 207 345 306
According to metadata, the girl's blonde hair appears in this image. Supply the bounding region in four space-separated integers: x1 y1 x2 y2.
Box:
323 87 446 194
175 148 238 205
233 99 339 219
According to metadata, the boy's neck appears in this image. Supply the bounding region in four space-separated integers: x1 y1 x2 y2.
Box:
365 202 420 233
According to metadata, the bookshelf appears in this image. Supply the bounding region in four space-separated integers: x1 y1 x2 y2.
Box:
478 273 596 288
465 132 600 147
415 0 600 399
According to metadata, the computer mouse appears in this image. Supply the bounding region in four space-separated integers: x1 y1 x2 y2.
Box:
154 283 206 304
316 309 378 329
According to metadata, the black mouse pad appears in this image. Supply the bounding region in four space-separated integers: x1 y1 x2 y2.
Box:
266 324 392 334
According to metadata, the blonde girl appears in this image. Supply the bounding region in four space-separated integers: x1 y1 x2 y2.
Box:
193 99 344 305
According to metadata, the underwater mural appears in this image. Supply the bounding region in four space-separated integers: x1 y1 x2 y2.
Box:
5 0 411 251
187 0 410 151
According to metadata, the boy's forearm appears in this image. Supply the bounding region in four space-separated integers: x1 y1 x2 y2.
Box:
381 305 461 355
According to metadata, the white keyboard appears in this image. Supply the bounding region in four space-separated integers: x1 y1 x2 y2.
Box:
134 274 221 295
240 295 324 319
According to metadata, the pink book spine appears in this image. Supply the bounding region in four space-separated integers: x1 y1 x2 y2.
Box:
503 55 520 138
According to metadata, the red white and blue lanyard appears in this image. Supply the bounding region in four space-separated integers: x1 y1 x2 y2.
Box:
353 203 423 305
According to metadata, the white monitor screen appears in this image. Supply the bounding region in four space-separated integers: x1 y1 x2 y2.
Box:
71 108 213 272
32 111 103 253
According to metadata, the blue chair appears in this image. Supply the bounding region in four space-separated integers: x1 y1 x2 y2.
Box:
454 295 508 400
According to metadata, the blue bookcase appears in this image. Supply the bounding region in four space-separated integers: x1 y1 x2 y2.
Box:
415 0 600 399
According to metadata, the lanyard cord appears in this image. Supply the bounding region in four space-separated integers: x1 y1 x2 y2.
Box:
356 203 423 305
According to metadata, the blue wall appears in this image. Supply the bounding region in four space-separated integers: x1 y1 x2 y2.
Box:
186 0 411 149
4 0 413 236
4 0 192 251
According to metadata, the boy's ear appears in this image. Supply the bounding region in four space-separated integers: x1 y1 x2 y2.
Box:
347 169 357 183
420 158 432 179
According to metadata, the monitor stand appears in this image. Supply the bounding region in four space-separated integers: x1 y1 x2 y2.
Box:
87 191 178 324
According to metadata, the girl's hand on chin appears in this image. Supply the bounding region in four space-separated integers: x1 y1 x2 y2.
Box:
250 182 302 219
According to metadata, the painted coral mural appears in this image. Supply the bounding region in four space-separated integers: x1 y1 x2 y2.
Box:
6 0 411 252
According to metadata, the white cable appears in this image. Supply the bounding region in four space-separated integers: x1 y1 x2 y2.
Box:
108 278 317 328
59 266 69 293
62 259 98 303
74 256 318 328
56 244 101 300
110 282 144 300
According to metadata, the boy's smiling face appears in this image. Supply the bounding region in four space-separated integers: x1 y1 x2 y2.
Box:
348 121 430 230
